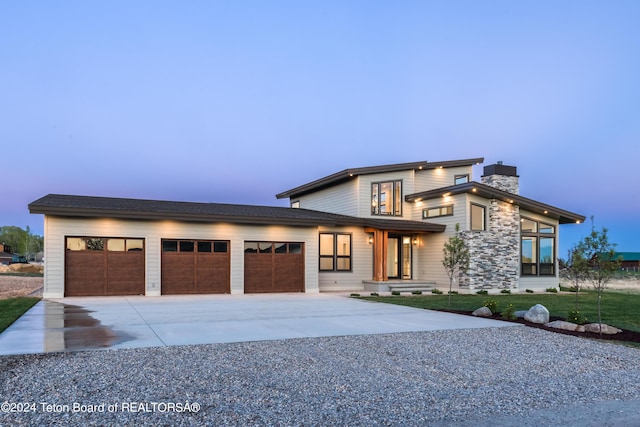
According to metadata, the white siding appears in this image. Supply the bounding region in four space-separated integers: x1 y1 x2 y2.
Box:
317 226 372 292
414 166 474 193
43 216 319 298
295 179 359 216
413 194 469 286
357 170 415 219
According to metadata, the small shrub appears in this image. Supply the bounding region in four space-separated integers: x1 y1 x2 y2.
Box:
501 303 517 320
350 293 360 297
567 309 587 324
483 299 499 313
448 290 458 295
559 285 578 292
391 291 401 296
431 289 443 295
546 287 558 293
525 289 534 293
370 292 379 297
411 290 422 295
500 289 511 294
476 290 488 295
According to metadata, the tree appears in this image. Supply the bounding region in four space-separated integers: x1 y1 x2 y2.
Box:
561 243 589 310
577 217 621 333
442 223 470 307
0 226 44 259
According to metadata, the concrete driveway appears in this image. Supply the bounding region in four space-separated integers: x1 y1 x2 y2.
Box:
0 293 518 355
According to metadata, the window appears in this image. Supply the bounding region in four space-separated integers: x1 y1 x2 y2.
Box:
244 242 302 254
291 201 300 209
319 233 352 271
67 237 144 252
371 180 402 216
470 204 486 231
521 217 555 276
455 174 469 185
163 240 228 253
423 205 453 219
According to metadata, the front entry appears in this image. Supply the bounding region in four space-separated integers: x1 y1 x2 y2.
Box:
387 235 412 279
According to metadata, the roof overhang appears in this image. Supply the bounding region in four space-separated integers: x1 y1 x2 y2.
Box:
405 182 586 224
29 194 446 233
276 157 484 200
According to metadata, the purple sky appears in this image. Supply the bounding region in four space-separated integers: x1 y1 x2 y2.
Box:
1 1 639 255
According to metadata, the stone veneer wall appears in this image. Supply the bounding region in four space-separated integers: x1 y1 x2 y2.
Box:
459 200 520 289
481 175 519 194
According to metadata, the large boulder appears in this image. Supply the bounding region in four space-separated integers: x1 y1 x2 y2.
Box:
472 306 493 318
545 320 585 332
584 323 622 334
524 304 550 324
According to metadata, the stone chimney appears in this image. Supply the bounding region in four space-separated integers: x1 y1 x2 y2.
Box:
481 161 519 194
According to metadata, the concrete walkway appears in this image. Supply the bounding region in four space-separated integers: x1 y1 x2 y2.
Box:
0 293 519 355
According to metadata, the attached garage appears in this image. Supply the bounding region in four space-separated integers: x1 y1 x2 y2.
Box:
244 242 304 293
65 237 145 296
161 239 230 294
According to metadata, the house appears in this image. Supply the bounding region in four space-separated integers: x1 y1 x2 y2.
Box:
0 243 13 265
611 252 640 272
29 158 585 298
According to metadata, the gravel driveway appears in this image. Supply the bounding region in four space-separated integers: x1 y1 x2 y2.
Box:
1 327 639 426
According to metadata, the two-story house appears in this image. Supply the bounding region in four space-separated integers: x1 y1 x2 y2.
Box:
29 157 584 298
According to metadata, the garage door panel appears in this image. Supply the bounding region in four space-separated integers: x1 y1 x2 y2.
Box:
244 242 304 293
161 240 230 294
65 238 144 296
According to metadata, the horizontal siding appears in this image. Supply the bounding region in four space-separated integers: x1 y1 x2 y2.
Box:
414 165 474 193
317 226 372 292
44 216 319 297
296 179 359 216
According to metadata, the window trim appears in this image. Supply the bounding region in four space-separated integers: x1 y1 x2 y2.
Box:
319 232 352 272
470 203 486 231
423 205 454 219
520 217 556 276
371 180 403 217
454 174 469 185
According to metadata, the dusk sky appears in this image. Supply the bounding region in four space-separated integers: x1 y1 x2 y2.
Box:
1 1 639 255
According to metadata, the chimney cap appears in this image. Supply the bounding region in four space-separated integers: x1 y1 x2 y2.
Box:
483 163 518 177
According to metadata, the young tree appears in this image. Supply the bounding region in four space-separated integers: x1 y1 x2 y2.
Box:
562 244 589 310
578 217 621 333
442 223 470 307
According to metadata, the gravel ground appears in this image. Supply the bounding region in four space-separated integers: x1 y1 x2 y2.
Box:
1 327 639 426
0 275 43 299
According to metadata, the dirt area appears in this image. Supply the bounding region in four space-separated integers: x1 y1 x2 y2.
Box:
0 263 44 299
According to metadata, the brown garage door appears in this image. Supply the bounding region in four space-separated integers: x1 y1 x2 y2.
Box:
65 237 145 296
244 242 304 293
161 240 230 294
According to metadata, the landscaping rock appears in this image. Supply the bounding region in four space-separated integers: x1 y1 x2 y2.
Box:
514 310 527 319
524 304 549 324
545 320 585 332
472 306 493 317
584 323 622 335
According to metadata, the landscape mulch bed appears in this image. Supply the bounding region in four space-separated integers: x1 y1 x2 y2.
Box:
445 309 640 345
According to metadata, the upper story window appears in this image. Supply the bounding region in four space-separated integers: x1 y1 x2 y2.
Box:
455 174 469 185
470 203 486 231
423 205 453 219
371 180 402 216
291 201 300 208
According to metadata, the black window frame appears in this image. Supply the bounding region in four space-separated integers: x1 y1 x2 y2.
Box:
454 174 469 185
470 203 486 231
371 180 403 217
423 205 454 219
319 232 352 272
521 217 556 276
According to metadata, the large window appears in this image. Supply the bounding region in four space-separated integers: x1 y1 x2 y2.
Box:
470 203 486 231
319 233 351 271
371 180 402 216
521 217 555 276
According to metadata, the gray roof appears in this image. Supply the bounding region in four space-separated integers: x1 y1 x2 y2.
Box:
405 182 585 224
276 158 484 200
29 194 446 232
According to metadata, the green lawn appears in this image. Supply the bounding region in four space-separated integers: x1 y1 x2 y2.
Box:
361 290 640 332
0 297 41 333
